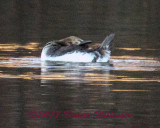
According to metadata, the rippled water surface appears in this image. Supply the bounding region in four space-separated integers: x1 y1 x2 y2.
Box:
0 0 160 128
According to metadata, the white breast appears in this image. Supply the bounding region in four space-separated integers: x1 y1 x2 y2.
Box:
41 46 111 62
41 51 94 62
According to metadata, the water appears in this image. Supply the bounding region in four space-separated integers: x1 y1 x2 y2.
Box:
0 0 160 128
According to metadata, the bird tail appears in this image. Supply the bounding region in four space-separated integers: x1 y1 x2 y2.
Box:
100 33 115 49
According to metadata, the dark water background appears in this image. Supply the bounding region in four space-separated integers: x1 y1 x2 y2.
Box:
0 0 160 128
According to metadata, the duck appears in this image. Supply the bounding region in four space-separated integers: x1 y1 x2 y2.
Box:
41 33 115 62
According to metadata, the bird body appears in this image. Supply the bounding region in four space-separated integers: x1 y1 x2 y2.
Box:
41 34 115 62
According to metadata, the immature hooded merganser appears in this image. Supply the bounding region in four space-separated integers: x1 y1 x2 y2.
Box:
41 33 115 62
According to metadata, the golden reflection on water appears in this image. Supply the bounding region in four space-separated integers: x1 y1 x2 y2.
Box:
111 90 150 92
83 77 159 82
117 47 157 51
0 72 34 80
0 48 159 85
0 71 159 83
117 48 142 51
111 56 155 60
0 42 40 51
87 84 112 86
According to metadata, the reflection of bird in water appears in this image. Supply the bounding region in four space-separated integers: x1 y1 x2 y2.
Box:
41 33 115 62
41 61 112 85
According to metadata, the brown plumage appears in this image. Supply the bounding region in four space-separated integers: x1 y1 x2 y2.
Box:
41 34 115 62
